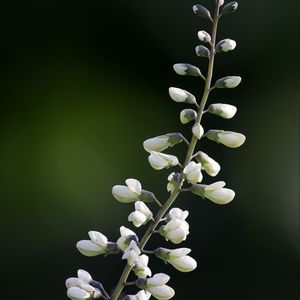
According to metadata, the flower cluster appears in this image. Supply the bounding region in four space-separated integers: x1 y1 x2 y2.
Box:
66 1 244 300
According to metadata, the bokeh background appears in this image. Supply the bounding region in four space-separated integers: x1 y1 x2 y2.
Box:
0 0 298 299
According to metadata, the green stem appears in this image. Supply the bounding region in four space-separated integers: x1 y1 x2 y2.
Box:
110 4 221 300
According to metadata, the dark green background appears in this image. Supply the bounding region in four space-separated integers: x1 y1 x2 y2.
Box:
0 1 298 299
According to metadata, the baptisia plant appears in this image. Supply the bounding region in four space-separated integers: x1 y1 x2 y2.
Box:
66 1 245 299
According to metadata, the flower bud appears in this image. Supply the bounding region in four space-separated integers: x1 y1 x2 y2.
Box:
154 247 197 273
180 109 197 124
216 39 237 52
168 87 196 104
143 133 183 153
191 181 235 205
133 254 152 279
197 30 211 43
117 226 139 251
215 76 242 88
128 201 153 227
206 130 246 148
183 161 203 185
122 240 141 266
166 207 189 221
208 103 237 119
192 123 204 139
194 151 220 177
221 1 238 15
112 178 142 203
148 151 179 170
195 45 210 58
167 172 181 193
122 291 151 300
193 5 212 21
173 63 202 77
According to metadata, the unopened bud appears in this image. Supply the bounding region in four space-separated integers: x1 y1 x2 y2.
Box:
173 63 202 77
180 109 197 124
215 76 241 88
216 39 237 52
195 45 210 58
169 87 196 104
193 5 212 21
197 30 211 43
208 103 237 119
206 130 246 148
221 1 238 15
192 123 204 140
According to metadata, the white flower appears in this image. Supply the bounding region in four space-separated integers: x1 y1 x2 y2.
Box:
195 151 221 177
168 87 196 104
173 63 202 77
148 151 179 170
216 39 237 52
128 201 153 227
143 133 183 153
133 254 152 278
197 30 211 43
208 103 237 119
117 226 139 251
162 218 189 244
66 270 101 300
191 181 235 205
215 76 242 88
180 109 197 124
145 273 175 300
76 231 108 257
183 161 203 184
122 240 141 266
112 178 142 203
206 130 246 148
192 123 204 139
123 290 152 300
155 247 197 273
167 207 189 221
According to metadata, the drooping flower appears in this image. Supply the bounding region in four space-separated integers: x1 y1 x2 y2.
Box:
191 181 235 205
66 270 102 300
143 133 183 153
148 151 179 170
194 151 221 177
112 179 142 203
206 130 246 148
154 247 197 272
76 231 119 257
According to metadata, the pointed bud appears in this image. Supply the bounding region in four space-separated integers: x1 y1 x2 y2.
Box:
193 5 212 21
195 45 210 58
168 87 196 104
208 103 237 119
143 133 183 153
192 123 204 140
148 151 179 170
194 151 221 177
173 63 202 77
206 130 246 148
180 109 197 124
197 30 211 43
216 39 237 52
215 76 242 88
221 1 238 15
183 161 203 185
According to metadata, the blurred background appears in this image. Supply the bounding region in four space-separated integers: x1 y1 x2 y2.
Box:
0 0 298 299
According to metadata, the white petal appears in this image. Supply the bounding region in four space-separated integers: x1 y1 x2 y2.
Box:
112 185 138 203
147 273 170 286
206 188 235 204
218 132 246 148
66 278 83 288
143 136 169 152
126 178 142 194
120 226 136 237
147 285 175 300
67 287 90 300
88 231 108 247
169 256 197 272
76 240 105 257
205 181 226 191
169 248 191 258
77 270 92 283
128 211 147 227
135 201 153 218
